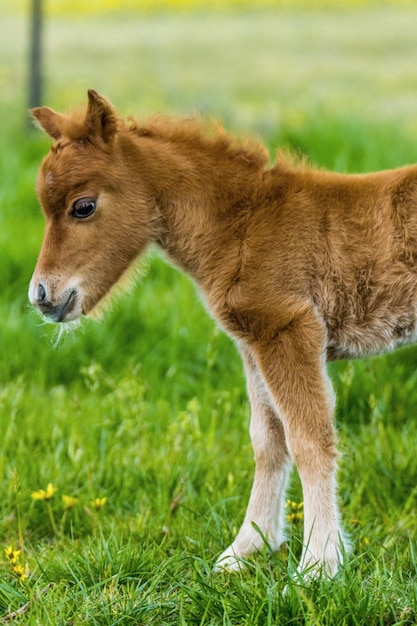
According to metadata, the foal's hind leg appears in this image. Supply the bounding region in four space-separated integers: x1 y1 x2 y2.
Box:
215 346 292 571
250 309 348 577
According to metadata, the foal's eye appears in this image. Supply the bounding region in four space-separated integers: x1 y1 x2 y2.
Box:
71 198 97 219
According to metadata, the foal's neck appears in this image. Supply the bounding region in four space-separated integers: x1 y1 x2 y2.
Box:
127 125 268 280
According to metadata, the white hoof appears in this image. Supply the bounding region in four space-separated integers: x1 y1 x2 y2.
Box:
213 547 246 572
297 553 342 580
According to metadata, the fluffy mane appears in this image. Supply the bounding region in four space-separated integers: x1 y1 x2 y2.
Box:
127 115 271 171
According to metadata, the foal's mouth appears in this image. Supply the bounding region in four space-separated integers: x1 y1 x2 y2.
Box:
55 289 78 323
38 288 79 323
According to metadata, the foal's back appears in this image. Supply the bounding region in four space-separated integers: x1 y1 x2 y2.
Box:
256 163 417 359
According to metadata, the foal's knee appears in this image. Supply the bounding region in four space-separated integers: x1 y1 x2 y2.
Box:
250 407 289 470
287 421 338 476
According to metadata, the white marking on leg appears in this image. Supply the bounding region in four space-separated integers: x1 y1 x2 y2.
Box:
215 347 291 571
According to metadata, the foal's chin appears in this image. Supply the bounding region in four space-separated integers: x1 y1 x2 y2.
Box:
81 292 117 322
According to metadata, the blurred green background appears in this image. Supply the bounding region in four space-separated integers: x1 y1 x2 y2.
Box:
3 0 417 125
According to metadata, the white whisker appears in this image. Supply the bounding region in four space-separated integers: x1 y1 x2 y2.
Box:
51 319 82 349
28 305 83 347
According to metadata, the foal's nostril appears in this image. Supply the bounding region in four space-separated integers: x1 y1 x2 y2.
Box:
36 283 47 304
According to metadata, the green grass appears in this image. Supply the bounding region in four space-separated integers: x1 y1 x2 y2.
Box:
1 6 417 624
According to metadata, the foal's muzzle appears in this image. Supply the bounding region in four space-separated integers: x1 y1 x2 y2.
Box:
29 278 81 323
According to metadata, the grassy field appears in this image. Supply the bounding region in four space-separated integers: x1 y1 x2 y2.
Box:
1 5 417 624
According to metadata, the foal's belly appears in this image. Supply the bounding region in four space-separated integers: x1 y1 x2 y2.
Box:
325 308 417 361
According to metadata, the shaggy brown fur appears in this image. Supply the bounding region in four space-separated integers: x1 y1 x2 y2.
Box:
30 90 417 577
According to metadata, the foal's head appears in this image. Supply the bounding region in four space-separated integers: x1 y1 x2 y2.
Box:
29 90 156 323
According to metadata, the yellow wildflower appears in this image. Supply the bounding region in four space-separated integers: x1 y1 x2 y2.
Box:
5 545 21 564
12 563 27 582
286 500 304 522
62 495 79 510
91 497 107 511
31 483 58 501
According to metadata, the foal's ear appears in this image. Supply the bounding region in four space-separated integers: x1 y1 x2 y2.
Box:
31 107 63 140
85 89 118 143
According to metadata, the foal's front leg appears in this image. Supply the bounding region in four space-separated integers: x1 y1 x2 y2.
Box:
250 309 348 577
215 346 292 570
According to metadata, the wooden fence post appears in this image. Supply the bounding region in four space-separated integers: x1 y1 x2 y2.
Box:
29 0 43 109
